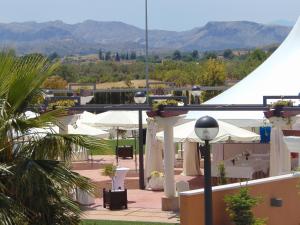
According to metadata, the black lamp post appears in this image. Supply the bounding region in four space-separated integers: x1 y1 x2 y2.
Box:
134 91 147 189
194 116 219 225
191 85 201 104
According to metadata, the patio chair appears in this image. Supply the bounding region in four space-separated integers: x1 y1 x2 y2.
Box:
176 180 190 196
176 181 190 207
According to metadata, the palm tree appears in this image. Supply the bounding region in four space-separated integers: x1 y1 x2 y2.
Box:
0 52 106 225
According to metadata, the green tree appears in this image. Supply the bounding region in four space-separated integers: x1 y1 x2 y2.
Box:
42 75 68 89
224 187 266 225
201 59 227 101
203 51 217 60
0 52 105 225
115 52 120 62
223 49 234 59
105 51 111 61
191 50 199 60
98 49 103 60
172 50 182 60
130 51 136 60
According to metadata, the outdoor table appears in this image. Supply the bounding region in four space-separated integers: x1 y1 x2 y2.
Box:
212 154 269 179
112 167 130 190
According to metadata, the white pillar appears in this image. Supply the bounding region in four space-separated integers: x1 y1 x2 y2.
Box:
163 124 175 197
156 116 182 198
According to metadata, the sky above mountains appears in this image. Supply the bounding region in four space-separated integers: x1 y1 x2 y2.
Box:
0 0 299 31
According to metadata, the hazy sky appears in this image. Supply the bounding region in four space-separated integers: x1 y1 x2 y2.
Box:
0 0 300 31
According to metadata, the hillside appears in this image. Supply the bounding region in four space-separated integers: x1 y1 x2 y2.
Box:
0 20 291 55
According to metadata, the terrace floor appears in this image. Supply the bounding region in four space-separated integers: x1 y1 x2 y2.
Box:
73 155 204 223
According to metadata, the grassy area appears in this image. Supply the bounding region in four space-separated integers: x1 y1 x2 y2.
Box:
90 139 139 155
81 220 179 225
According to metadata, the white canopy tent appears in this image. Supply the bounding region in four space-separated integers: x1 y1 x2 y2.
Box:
157 120 260 176
156 120 260 143
187 17 300 127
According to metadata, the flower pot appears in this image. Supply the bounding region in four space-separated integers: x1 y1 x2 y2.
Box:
282 130 300 136
148 176 164 191
146 110 187 118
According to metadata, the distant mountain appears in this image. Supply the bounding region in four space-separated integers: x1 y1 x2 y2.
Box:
0 20 291 55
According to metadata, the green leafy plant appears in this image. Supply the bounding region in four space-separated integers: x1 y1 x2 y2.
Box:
217 162 227 185
48 99 76 110
0 51 106 225
150 171 164 178
152 99 179 112
224 187 266 225
271 100 293 108
102 164 117 178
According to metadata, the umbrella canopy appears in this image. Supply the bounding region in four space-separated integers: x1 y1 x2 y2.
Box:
156 120 260 143
78 111 98 125
82 110 148 130
68 121 109 138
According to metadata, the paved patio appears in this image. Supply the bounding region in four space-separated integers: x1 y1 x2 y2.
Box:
73 155 204 223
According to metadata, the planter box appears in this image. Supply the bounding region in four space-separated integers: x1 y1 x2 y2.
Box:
264 109 300 119
103 188 128 210
146 110 187 118
282 130 300 136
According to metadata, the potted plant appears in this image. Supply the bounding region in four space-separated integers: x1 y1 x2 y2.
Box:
224 187 266 225
217 162 227 185
102 164 128 210
264 100 293 118
147 171 164 191
102 164 117 189
147 99 187 118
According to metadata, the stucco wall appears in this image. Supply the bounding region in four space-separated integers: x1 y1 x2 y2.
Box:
180 174 300 225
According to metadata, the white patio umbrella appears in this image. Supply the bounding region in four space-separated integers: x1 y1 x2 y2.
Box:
156 120 260 143
78 111 98 125
67 121 109 139
83 110 148 129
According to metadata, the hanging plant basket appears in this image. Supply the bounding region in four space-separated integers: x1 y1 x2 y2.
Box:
282 130 300 136
146 110 187 118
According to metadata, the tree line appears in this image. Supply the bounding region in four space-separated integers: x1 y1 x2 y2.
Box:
52 48 272 87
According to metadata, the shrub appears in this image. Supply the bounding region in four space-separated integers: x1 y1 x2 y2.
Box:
217 162 227 185
224 187 266 225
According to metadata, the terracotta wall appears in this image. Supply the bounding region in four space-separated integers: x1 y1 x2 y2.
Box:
180 174 300 225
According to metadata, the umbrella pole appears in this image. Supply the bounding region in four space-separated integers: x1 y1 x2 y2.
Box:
116 127 119 164
134 130 137 172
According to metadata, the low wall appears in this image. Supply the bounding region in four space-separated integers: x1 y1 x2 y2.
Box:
180 173 300 225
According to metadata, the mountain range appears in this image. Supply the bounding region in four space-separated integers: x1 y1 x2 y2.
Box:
0 20 291 56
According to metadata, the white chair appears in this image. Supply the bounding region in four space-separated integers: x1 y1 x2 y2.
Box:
176 180 190 196
176 181 190 207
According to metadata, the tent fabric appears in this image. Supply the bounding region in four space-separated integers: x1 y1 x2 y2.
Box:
270 127 291 176
81 110 148 130
187 18 300 126
144 118 163 185
79 111 98 125
156 120 260 143
182 141 200 176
